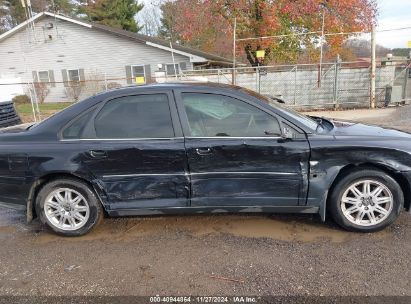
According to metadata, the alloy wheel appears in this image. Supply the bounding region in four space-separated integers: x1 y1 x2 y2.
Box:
43 188 90 231
340 179 394 226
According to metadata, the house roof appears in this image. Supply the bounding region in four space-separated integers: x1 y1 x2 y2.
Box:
0 12 232 65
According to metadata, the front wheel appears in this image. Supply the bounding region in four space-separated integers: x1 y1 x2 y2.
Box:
329 169 403 232
36 178 103 236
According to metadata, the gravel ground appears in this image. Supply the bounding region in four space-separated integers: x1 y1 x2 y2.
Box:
0 106 410 297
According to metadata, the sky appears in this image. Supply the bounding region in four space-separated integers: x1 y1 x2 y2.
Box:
375 0 411 48
139 0 411 49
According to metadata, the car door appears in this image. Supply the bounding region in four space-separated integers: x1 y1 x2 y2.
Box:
61 90 189 211
174 90 310 207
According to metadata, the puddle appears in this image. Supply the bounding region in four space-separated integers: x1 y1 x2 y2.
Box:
32 214 390 244
0 226 17 234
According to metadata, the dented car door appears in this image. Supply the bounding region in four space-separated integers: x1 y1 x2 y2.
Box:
65 90 190 211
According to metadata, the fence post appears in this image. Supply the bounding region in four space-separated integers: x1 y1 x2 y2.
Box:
294 66 297 105
27 84 37 122
402 64 409 102
104 73 108 91
370 24 376 108
333 55 341 109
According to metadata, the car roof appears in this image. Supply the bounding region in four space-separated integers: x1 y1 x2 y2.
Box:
105 82 244 93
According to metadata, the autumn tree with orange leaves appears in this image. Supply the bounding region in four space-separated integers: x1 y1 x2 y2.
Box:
159 0 377 65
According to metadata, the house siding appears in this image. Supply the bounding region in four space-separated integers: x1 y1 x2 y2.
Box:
0 16 192 102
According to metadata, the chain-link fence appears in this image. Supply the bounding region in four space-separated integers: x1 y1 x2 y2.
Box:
0 59 410 122
180 60 410 109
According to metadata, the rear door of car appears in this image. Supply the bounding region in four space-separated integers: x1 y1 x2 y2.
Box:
61 89 190 211
174 89 310 207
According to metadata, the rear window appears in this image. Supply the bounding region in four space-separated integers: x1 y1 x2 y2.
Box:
94 94 174 139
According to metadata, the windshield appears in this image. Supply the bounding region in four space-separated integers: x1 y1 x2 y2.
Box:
240 88 319 131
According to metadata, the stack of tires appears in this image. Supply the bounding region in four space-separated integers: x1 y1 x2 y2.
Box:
0 101 21 128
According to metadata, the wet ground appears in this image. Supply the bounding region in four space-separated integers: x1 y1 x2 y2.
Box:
0 105 411 296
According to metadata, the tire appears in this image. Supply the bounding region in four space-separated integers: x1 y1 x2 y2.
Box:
35 178 104 236
329 168 403 232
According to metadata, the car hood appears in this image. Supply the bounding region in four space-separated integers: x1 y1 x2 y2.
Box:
327 119 411 139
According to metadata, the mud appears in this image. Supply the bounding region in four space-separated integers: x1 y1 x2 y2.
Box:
33 215 357 244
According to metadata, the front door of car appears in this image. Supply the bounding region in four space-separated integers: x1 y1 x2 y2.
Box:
174 91 310 207
62 91 189 210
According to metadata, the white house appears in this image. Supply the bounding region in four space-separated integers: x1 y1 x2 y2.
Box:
0 12 232 102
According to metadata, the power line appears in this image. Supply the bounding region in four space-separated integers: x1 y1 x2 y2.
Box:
236 26 411 42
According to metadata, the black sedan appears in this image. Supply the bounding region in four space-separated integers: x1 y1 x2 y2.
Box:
0 83 410 236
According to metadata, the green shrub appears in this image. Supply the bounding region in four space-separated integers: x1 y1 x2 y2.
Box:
12 94 30 104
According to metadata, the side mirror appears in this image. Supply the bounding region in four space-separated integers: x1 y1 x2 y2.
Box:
281 127 294 140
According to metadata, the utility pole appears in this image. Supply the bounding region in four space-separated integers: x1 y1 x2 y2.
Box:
170 41 178 80
232 17 237 85
370 24 376 109
318 5 326 88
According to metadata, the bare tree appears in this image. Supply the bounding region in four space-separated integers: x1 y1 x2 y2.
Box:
138 0 163 36
83 70 105 96
33 82 49 103
65 82 82 102
343 39 391 58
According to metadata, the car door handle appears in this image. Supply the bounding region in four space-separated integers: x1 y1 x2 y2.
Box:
196 148 212 155
89 150 107 159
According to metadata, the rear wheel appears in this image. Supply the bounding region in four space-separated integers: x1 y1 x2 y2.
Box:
36 178 103 236
329 169 403 232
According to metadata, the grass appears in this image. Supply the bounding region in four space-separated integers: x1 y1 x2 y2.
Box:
15 102 73 114
15 102 74 123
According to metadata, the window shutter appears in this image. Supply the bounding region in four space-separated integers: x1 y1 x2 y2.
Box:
79 68 85 85
179 62 187 70
61 69 68 87
49 70 55 87
125 65 132 84
144 65 152 83
32 71 38 83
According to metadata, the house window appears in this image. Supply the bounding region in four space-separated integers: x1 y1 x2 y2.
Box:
131 65 146 84
166 63 180 76
68 69 80 82
38 71 50 83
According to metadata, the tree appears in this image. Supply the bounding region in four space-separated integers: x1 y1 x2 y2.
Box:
343 39 391 59
138 4 162 36
78 0 144 32
392 48 411 57
33 82 49 103
160 0 377 65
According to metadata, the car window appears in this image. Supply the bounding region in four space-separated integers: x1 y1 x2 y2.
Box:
62 109 95 139
182 93 281 137
94 94 174 139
